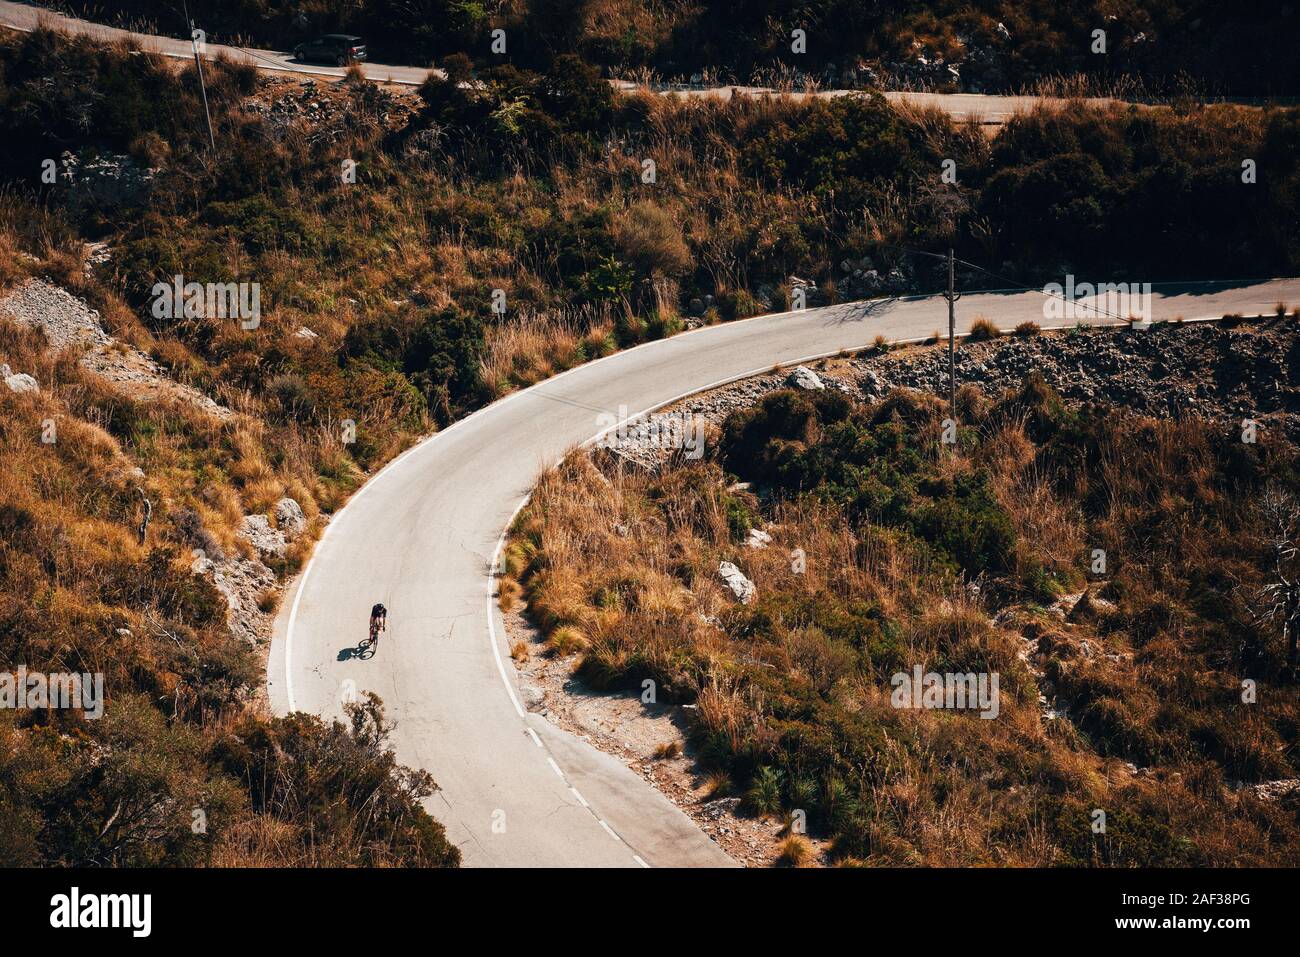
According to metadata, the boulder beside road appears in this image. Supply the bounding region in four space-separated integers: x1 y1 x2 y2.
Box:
718 561 756 604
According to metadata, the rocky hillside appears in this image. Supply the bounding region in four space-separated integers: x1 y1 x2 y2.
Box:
509 317 1300 866
0 263 459 867
651 316 1300 452
2 277 234 420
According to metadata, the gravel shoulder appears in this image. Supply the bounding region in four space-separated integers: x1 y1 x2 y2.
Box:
507 605 825 866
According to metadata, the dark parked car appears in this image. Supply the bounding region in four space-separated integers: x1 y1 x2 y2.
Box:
293 34 367 66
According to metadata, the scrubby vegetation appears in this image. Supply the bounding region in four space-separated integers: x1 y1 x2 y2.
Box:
4 27 1296 432
0 22 1297 865
508 377 1300 865
59 1 1300 96
0 308 458 864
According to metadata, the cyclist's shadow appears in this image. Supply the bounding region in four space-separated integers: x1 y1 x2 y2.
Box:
337 638 377 661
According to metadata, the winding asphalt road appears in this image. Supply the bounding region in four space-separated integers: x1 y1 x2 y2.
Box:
264 279 1300 867
0 1 1109 123
10 2 1294 868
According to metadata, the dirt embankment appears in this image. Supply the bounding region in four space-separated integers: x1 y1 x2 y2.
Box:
677 317 1300 440
1 275 306 654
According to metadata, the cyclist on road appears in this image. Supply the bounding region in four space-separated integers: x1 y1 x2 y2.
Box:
369 602 387 646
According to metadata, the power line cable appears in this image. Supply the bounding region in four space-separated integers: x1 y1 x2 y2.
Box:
873 242 1135 323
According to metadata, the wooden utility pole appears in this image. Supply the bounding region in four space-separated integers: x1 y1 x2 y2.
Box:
191 28 216 152
945 248 958 416
182 1 216 152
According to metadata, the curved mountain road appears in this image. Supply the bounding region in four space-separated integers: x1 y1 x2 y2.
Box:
0 1 1110 122
265 279 1300 867
6 0 1294 869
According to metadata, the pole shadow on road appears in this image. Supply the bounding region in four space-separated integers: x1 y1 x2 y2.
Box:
825 296 901 324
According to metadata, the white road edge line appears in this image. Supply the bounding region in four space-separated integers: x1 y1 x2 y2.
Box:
487 498 532 719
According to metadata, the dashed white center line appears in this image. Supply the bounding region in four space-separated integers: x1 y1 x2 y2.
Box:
569 787 589 808
547 756 565 779
598 820 622 842
525 727 543 748
632 855 650 868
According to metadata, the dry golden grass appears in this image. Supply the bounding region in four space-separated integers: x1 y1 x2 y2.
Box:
210 816 306 868
257 586 282 614
968 316 1001 340
774 834 813 867
481 306 616 397
701 771 732 799
549 625 589 656
979 418 1086 585
503 385 1300 866
652 741 681 760
497 576 522 612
